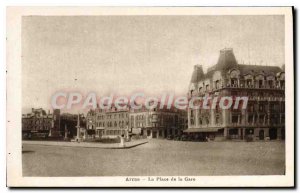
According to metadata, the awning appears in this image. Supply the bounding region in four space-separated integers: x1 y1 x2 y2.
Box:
183 128 220 133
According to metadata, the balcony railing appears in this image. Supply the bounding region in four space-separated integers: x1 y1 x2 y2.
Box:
223 84 284 90
248 96 284 101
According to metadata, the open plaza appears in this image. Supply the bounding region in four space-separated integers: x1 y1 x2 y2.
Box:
22 139 285 176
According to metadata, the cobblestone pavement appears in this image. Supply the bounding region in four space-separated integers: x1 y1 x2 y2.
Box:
22 139 285 176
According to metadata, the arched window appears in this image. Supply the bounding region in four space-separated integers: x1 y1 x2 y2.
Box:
199 87 203 93
246 79 252 87
215 80 220 89
190 119 194 125
206 117 210 125
205 84 210 91
268 80 274 88
190 89 194 95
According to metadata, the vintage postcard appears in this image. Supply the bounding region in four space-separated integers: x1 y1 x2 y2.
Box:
6 7 294 187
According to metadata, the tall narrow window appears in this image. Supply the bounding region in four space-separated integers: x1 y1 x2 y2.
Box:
258 80 263 88
215 80 220 89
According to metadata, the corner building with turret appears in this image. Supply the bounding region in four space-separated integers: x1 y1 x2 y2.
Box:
185 48 285 141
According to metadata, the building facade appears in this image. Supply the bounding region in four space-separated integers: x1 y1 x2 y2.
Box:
129 102 187 139
86 103 187 139
87 105 130 138
185 48 285 141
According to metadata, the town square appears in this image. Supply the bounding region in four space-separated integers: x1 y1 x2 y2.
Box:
8 9 293 187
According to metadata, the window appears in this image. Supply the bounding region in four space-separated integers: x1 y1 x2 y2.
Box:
259 104 265 112
248 115 254 124
232 115 239 123
258 80 263 88
190 119 194 125
248 104 254 112
280 80 285 89
206 84 210 91
190 110 194 117
205 117 210 125
231 78 238 86
215 80 220 89
199 118 202 125
190 90 194 96
199 87 203 93
215 116 220 124
268 80 273 88
246 79 252 87
270 103 275 111
259 115 264 124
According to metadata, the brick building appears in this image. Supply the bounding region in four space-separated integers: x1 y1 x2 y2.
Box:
185 48 285 141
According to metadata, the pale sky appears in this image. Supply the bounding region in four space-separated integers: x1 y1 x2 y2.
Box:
22 15 284 113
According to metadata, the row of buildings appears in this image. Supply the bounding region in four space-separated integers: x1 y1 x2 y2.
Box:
22 104 188 140
86 102 187 139
22 48 285 141
22 108 86 139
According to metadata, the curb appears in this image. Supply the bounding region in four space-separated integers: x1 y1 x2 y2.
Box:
22 140 149 149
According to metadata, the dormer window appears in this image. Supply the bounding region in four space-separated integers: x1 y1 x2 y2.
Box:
190 89 194 95
246 79 252 87
199 87 202 93
268 80 274 88
231 78 238 87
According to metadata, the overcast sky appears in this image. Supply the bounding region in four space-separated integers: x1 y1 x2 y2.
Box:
22 15 284 113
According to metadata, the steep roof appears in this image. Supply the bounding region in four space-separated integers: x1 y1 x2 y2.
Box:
215 48 238 71
237 64 283 76
189 48 284 83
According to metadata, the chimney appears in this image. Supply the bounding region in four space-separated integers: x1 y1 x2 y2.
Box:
190 64 204 83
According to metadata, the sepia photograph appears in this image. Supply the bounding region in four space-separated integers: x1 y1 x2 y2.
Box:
6 7 294 187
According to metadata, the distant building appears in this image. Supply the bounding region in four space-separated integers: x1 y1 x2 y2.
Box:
185 48 285 141
86 103 187 139
129 102 187 139
22 108 60 138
